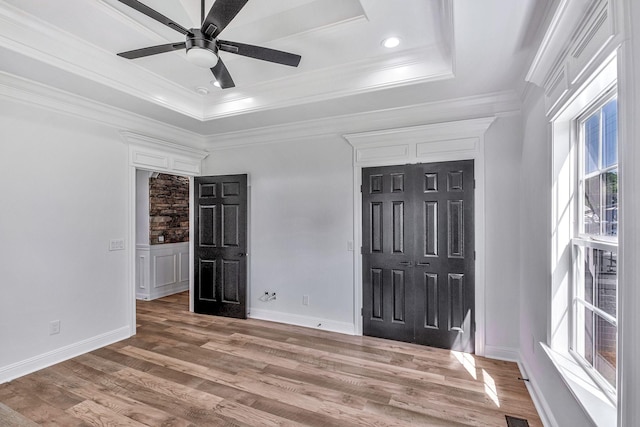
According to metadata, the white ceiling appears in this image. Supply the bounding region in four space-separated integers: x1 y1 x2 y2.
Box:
0 0 548 136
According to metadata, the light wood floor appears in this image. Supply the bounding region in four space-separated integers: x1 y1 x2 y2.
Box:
0 292 541 426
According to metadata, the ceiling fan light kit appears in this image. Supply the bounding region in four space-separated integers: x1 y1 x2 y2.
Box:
186 30 219 68
116 0 302 89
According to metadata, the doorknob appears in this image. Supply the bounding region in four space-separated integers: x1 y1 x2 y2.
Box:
238 253 246 257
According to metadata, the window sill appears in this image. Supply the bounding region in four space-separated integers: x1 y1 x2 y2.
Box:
541 343 616 427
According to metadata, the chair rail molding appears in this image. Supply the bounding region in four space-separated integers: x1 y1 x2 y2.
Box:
344 116 496 357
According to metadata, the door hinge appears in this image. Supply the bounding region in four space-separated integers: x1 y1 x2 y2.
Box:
474 251 476 261
360 246 364 254
360 184 363 193
473 179 476 189
361 307 363 316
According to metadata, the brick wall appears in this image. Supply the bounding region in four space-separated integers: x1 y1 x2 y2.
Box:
149 173 189 244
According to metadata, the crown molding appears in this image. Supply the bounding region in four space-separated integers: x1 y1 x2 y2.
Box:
202 45 454 121
0 0 456 123
204 90 520 150
526 0 603 87
0 0 202 118
0 71 205 148
525 0 621 117
343 117 497 149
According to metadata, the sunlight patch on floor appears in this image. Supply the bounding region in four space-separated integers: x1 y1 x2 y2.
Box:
451 350 477 380
482 368 500 407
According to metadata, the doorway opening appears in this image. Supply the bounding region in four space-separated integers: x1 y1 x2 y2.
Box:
135 170 191 311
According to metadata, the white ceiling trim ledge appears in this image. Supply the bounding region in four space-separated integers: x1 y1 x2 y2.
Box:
0 0 455 122
0 0 201 119
0 71 205 148
204 91 520 150
201 46 454 121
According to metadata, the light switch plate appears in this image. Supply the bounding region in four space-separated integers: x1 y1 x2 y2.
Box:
109 239 125 251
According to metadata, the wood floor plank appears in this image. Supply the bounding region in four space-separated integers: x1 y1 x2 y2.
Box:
0 402 41 427
66 400 150 427
0 291 542 426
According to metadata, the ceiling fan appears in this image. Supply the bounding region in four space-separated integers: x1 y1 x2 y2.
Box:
116 0 302 89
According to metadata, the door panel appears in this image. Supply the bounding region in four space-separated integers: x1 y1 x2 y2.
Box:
414 160 474 352
194 174 247 318
362 166 415 343
362 161 474 352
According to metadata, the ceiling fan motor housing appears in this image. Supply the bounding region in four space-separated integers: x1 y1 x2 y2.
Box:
185 29 219 67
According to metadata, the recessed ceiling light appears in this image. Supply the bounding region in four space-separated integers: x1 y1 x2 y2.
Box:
382 37 401 49
195 86 209 96
210 80 221 88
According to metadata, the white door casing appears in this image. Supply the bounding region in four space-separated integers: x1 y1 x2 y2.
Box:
344 117 495 356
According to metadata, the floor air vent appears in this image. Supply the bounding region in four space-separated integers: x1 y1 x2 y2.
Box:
505 415 530 427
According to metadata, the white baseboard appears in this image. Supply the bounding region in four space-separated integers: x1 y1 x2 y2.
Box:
484 345 520 362
518 353 558 427
0 326 131 384
248 308 355 336
137 282 188 301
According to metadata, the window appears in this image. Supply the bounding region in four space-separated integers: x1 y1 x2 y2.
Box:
572 95 618 399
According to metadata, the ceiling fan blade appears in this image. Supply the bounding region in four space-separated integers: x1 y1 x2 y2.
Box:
118 42 186 59
117 0 191 35
218 40 301 67
201 0 249 38
211 58 235 89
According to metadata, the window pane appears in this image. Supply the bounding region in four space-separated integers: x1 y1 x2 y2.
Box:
603 99 618 168
604 170 618 237
594 249 617 317
595 315 617 389
583 306 594 365
584 175 602 236
585 112 600 174
584 248 594 305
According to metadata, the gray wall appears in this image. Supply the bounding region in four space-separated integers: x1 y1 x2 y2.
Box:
0 97 131 376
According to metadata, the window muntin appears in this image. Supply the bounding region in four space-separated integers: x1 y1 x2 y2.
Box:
572 95 618 399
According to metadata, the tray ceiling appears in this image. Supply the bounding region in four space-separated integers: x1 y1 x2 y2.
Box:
0 0 546 135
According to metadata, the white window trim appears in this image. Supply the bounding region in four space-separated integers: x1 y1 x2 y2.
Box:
549 54 618 427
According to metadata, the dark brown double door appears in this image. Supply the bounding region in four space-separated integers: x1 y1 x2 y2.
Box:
194 175 247 318
362 160 475 352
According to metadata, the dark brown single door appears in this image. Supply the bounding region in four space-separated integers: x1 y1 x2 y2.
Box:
194 174 247 318
362 161 475 352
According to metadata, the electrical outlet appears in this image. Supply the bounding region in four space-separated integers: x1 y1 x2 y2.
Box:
302 295 309 306
347 241 354 251
49 320 61 335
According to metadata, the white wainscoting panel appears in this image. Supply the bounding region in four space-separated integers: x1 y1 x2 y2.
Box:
136 242 189 300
